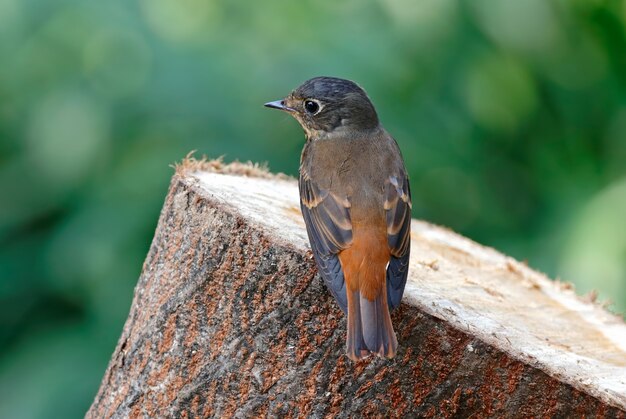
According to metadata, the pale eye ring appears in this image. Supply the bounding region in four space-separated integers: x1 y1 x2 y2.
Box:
304 99 320 115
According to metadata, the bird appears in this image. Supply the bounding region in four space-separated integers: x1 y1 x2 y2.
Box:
265 77 411 361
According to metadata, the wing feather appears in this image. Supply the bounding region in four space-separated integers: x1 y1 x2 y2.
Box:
384 173 411 310
299 173 352 312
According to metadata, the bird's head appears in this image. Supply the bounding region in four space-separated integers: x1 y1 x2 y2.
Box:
265 76 379 140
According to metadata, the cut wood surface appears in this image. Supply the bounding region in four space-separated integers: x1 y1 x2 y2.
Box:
88 159 626 418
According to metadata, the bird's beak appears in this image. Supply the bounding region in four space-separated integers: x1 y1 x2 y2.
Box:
264 99 294 112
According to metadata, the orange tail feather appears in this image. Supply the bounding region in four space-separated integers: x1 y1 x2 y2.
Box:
346 288 397 360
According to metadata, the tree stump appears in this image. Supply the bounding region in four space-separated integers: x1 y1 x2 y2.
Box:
88 158 626 418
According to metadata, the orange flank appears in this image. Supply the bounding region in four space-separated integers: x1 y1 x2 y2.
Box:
338 223 389 299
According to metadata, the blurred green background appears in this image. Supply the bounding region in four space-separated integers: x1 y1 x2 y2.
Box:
1 0 626 416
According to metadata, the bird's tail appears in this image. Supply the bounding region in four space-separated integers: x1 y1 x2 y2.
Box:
346 287 397 361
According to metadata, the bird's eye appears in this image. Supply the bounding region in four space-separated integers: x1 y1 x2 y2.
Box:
304 100 320 114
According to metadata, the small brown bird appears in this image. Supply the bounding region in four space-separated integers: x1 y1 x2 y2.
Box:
265 77 411 360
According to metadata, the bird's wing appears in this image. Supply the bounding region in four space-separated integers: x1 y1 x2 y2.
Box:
299 170 352 312
384 172 412 310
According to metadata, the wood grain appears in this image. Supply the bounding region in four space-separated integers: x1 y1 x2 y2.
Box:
87 159 626 418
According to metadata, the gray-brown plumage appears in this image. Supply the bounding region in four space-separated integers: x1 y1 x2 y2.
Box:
265 77 411 360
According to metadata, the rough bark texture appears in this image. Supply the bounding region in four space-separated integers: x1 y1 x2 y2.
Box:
88 159 626 418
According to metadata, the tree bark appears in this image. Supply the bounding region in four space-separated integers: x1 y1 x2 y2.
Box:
88 158 626 418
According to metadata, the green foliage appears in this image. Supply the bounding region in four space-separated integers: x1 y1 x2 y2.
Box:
1 0 625 416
